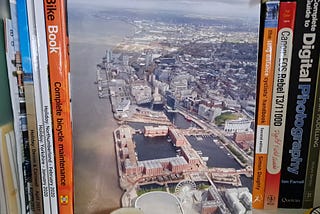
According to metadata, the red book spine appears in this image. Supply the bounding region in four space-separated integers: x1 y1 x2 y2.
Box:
43 0 73 213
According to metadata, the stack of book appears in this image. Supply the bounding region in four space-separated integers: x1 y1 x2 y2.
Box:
253 0 320 210
0 0 73 213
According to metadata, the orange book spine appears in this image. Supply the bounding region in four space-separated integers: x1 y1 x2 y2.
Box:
252 1 279 209
264 2 296 209
43 0 73 213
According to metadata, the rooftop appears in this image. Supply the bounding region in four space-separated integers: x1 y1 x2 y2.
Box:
135 191 184 214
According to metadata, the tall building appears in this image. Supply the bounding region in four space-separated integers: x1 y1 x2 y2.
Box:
166 92 177 110
106 49 113 63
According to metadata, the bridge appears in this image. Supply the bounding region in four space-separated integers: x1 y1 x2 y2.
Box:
180 128 213 136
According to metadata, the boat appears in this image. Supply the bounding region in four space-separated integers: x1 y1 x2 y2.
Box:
202 157 209 161
184 115 192 121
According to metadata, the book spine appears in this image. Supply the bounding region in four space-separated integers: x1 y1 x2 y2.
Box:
263 2 296 209
4 17 26 214
303 55 320 208
252 0 279 209
26 0 59 213
43 0 74 213
5 19 25 213
8 2 35 213
17 0 54 213
16 0 47 213
278 0 320 208
31 0 59 212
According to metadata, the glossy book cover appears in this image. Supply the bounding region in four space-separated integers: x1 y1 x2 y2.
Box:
68 0 260 213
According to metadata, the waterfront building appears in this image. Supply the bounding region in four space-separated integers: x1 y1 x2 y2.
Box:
144 125 168 137
168 157 188 173
116 99 130 113
123 156 189 177
116 126 191 176
183 97 195 111
180 146 202 167
123 159 143 175
166 92 177 110
143 160 163 176
168 128 188 147
224 119 252 133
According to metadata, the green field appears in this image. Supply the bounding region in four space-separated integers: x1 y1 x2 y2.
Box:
215 112 240 126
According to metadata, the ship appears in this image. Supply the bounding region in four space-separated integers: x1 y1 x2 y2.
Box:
184 114 192 121
202 157 209 161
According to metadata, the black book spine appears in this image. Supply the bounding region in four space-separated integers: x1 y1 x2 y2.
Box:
278 0 320 208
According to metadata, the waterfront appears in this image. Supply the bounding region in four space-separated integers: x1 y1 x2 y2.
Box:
165 111 200 129
133 135 177 161
68 5 134 213
127 113 253 191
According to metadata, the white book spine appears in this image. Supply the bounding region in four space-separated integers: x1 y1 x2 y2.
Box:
33 0 58 213
25 0 51 213
4 17 25 214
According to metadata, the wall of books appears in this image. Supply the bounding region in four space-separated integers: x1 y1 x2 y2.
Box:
0 0 320 213
0 0 72 213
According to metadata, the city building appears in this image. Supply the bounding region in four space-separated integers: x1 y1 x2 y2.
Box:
198 104 222 122
223 99 241 111
131 80 152 105
200 186 228 214
116 99 131 113
144 125 168 137
224 119 252 133
233 131 254 150
166 92 178 110
180 146 203 168
152 78 169 95
224 188 252 214
170 77 188 93
168 128 188 147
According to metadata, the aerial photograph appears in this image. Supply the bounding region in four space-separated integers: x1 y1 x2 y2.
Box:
68 0 260 213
